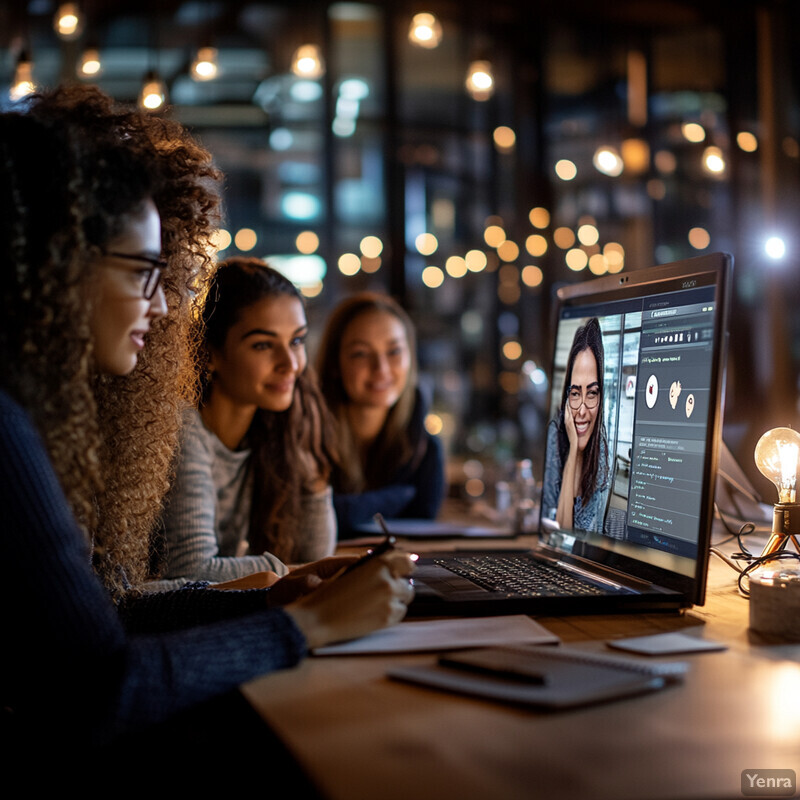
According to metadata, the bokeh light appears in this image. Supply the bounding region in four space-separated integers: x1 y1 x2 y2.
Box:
484 225 506 248
565 248 588 271
497 240 519 262
338 252 361 275
737 131 758 152
688 227 711 249
235 228 257 251
416 232 438 255
422 265 444 287
555 159 577 180
296 231 319 254
553 227 576 249
577 224 599 246
682 122 706 143
493 126 516 152
525 234 548 257
445 255 468 278
604 243 625 273
521 265 543 287
529 207 550 229
502 340 523 360
360 235 383 258
465 249 488 272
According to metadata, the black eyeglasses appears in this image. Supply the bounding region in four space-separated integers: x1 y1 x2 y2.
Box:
567 386 600 410
106 252 167 300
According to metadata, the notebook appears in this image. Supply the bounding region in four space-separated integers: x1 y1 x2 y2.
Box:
408 252 732 617
389 644 689 709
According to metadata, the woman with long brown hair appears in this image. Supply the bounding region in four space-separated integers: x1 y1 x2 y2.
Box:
317 292 445 535
160 257 338 582
0 86 414 766
542 317 610 531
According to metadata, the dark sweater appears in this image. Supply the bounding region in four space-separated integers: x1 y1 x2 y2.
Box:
0 390 306 754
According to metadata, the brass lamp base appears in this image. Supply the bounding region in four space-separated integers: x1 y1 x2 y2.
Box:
759 502 800 558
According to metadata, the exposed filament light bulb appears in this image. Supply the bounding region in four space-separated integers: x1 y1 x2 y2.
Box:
755 427 800 504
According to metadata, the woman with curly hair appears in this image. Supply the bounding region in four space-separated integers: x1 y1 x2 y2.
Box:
316 292 445 536
0 86 414 767
161 257 338 582
542 317 610 532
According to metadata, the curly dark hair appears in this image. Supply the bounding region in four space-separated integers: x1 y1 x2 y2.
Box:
316 292 422 493
0 85 220 597
556 317 609 507
199 257 339 562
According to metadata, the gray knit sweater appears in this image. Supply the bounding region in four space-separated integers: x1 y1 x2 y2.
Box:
160 409 337 583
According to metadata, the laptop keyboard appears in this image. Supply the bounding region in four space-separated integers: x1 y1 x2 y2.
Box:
434 554 611 597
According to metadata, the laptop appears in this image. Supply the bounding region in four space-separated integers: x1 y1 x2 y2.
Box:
408 251 732 617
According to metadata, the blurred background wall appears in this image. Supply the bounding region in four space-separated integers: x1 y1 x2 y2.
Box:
4 0 798 500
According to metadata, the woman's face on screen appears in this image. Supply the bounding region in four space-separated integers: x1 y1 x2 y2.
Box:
568 348 599 452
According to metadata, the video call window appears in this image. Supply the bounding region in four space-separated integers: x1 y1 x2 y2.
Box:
542 285 717 563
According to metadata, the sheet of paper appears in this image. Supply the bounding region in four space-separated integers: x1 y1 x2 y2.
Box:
606 630 727 656
313 615 559 656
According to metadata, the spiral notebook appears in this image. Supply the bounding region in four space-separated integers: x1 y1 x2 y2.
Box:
388 645 688 709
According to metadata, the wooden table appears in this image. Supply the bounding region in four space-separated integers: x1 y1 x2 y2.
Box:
242 533 800 800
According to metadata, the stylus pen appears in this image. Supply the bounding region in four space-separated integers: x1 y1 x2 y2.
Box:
342 515 396 574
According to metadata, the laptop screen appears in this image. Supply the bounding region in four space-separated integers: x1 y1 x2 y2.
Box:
538 253 731 600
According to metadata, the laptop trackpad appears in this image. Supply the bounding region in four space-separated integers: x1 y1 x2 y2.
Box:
412 563 490 599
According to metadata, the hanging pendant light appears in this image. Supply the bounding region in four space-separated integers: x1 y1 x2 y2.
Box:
291 44 324 79
10 49 36 102
466 60 494 101
78 46 102 78
139 70 167 111
54 3 83 40
191 46 219 81
408 13 442 49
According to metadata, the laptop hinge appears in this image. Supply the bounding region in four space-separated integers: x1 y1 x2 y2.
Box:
535 544 659 592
